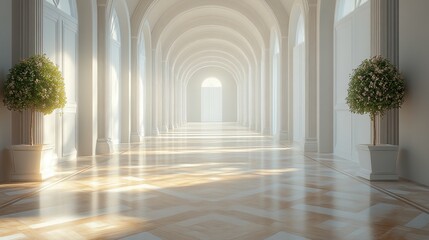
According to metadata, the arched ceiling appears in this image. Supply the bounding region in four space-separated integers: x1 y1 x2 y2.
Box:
126 0 292 87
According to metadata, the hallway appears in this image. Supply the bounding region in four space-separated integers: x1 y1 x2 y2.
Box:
0 123 429 239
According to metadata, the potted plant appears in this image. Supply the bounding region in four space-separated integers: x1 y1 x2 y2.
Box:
346 55 405 180
3 54 66 181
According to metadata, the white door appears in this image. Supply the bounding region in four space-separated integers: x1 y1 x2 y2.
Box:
334 2 370 162
43 0 78 161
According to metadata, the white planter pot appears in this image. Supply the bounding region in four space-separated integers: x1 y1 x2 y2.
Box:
357 144 399 181
9 144 56 181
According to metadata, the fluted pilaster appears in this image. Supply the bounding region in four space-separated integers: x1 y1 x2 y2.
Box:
96 0 113 154
304 0 318 152
371 0 399 145
12 0 44 145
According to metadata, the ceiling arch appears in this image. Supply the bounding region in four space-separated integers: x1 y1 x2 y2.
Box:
175 53 246 83
171 39 252 82
161 18 263 62
125 0 297 118
153 6 266 49
183 63 241 88
166 28 257 68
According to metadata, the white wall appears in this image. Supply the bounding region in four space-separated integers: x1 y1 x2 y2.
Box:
399 0 429 186
0 0 12 182
187 68 237 122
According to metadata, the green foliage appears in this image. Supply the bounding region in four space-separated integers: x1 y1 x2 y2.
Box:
3 54 67 115
346 55 405 120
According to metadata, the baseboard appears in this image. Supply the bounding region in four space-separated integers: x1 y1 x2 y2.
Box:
358 169 398 181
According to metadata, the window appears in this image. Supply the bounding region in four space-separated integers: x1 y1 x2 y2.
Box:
45 0 73 17
202 77 222 88
296 15 305 44
336 0 369 21
111 11 120 43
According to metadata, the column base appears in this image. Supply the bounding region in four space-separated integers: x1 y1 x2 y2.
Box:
277 131 291 145
304 138 318 152
96 138 114 154
130 133 143 143
160 125 168 133
262 127 271 135
152 128 159 136
279 131 289 141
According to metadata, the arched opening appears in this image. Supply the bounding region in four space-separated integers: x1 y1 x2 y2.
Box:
293 13 305 146
109 10 121 144
201 77 223 122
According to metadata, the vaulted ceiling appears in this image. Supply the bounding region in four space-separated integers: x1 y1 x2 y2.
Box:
124 0 297 86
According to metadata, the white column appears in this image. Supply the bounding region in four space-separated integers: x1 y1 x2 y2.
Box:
242 77 248 126
130 36 142 142
161 60 169 132
151 49 159 135
304 0 318 152
237 83 242 124
262 51 271 135
279 36 290 141
248 73 255 130
255 68 261 132
317 0 335 153
77 0 98 155
182 83 187 124
96 0 113 154
371 0 399 145
176 81 181 128
121 36 131 144
169 69 176 129
144 47 153 136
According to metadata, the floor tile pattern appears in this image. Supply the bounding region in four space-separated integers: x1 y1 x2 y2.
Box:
0 123 428 239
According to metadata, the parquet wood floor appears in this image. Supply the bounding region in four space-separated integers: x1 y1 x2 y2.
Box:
0 123 428 239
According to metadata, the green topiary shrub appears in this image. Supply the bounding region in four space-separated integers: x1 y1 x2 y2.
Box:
346 55 405 145
3 54 67 145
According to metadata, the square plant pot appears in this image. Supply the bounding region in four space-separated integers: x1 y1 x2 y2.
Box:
357 144 399 181
9 144 56 181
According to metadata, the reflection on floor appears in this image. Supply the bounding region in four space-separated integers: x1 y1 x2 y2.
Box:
1 123 429 240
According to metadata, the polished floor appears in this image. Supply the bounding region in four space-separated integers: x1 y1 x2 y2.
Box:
1 123 429 240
